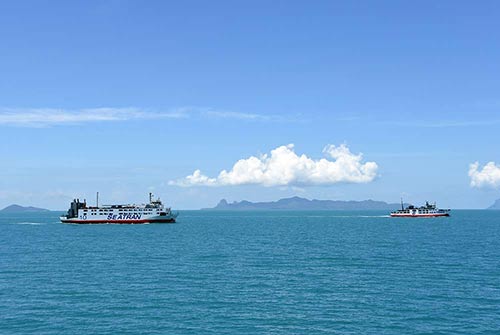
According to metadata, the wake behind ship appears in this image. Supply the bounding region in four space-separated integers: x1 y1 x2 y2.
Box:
60 193 178 224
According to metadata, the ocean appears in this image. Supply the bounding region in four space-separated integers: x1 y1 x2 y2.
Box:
1 210 499 334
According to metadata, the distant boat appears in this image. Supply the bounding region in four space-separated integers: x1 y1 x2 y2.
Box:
391 200 450 218
60 193 178 224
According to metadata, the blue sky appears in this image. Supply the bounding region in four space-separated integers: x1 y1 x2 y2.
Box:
1 1 500 209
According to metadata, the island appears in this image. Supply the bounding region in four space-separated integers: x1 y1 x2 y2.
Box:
205 196 407 211
488 199 500 210
0 204 50 213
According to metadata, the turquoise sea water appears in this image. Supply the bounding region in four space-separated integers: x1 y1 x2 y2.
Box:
1 210 499 334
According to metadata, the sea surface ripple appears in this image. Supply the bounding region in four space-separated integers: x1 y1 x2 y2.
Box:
1 210 499 334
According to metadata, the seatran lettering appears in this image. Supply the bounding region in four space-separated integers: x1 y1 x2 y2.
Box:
107 213 142 220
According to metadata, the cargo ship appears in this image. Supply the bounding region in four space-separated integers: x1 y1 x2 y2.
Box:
390 200 450 218
60 193 178 224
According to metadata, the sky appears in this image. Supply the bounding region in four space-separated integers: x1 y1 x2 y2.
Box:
1 0 500 210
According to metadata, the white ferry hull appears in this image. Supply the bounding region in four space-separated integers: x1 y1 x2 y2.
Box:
390 213 449 218
60 216 176 224
60 194 178 224
390 200 450 218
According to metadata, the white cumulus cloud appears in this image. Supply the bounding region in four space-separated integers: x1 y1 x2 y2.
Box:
170 144 378 187
469 161 500 188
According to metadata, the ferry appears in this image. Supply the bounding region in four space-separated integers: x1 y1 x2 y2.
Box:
390 200 450 218
60 193 178 224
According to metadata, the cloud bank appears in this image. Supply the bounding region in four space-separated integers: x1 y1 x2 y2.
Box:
469 162 500 188
202 110 273 121
0 107 278 127
170 144 378 187
0 108 187 127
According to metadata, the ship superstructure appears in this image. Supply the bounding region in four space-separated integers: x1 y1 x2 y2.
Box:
60 193 178 224
391 200 450 218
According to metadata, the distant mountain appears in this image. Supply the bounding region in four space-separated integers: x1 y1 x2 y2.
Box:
488 199 500 209
206 196 407 210
0 204 50 212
